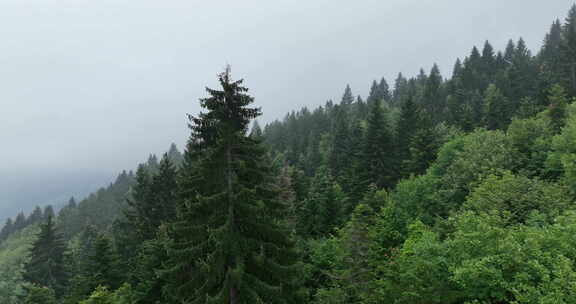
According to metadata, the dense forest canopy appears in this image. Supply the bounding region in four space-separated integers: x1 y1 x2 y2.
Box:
1 4 576 304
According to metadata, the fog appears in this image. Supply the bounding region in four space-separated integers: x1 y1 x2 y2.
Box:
0 0 573 215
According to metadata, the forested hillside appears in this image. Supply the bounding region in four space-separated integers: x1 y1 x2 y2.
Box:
1 4 576 303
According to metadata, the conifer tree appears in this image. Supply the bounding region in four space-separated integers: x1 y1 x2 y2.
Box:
27 206 43 225
393 73 409 105
329 104 350 178
422 64 443 122
23 216 68 297
402 117 439 176
341 84 354 106
14 212 26 231
0 218 13 241
367 80 380 106
162 67 299 303
298 167 346 237
43 205 55 220
362 98 395 189
561 5 576 95
89 234 123 290
540 20 564 86
484 84 510 130
396 96 421 177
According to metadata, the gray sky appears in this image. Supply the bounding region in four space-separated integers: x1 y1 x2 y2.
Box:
0 0 574 212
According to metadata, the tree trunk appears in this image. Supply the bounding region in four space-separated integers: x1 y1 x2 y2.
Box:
226 143 237 304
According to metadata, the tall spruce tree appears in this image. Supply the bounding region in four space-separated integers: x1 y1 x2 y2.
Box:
562 5 576 95
396 96 422 177
161 67 299 303
422 64 443 122
23 216 68 297
362 98 395 189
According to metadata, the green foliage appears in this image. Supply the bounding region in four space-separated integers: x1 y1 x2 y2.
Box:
462 172 571 225
297 167 346 237
79 284 136 304
0 226 38 303
24 285 57 304
161 68 299 303
23 216 68 297
431 129 519 205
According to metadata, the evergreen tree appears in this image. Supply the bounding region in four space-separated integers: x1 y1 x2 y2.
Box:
481 40 496 78
484 84 510 130
422 64 443 122
125 165 153 241
341 84 354 106
89 234 123 290
375 77 391 104
540 20 564 87
298 167 346 237
14 212 27 231
328 104 350 178
561 5 576 95
43 205 55 220
27 206 43 225
167 143 184 167
0 218 14 241
393 73 409 105
396 96 421 176
161 67 299 303
23 216 68 297
362 98 395 188
367 80 380 106
402 120 438 176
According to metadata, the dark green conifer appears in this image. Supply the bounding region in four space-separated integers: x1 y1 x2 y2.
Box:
341 84 354 105
161 67 299 303
23 216 68 297
561 5 576 95
396 96 422 177
362 98 395 189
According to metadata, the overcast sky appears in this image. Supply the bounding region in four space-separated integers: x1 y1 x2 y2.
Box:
0 0 574 210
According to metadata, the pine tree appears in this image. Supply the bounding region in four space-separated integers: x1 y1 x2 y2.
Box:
540 20 564 87
14 212 26 231
89 234 123 290
396 96 422 177
367 80 380 106
481 40 496 78
362 98 395 189
402 120 439 176
484 84 510 130
43 205 55 220
329 104 350 178
27 206 43 225
167 143 184 167
561 5 576 95
0 218 14 241
161 67 299 303
393 73 409 105
422 64 443 122
341 84 354 106
298 167 346 237
23 216 68 297
125 154 176 242
125 165 153 241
